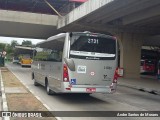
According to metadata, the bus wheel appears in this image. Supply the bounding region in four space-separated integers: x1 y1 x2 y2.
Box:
34 79 39 86
46 81 52 95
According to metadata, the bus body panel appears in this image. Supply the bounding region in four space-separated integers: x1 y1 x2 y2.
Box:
32 61 62 89
67 59 116 86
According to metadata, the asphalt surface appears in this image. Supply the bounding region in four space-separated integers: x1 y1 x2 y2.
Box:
5 63 160 120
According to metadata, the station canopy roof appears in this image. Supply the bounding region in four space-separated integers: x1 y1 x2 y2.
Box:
14 46 34 56
0 0 87 15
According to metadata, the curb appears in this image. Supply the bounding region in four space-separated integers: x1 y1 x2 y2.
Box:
118 82 160 95
0 69 10 120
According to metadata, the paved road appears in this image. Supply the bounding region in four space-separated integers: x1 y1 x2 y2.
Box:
6 63 160 120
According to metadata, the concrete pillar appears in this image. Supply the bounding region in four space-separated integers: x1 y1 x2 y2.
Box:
117 33 144 79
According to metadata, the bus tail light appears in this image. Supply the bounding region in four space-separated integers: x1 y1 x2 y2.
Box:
113 68 119 83
112 67 123 83
66 88 71 90
110 68 119 92
63 64 69 82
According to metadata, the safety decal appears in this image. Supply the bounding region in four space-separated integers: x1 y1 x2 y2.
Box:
90 72 95 76
70 79 76 85
77 66 86 73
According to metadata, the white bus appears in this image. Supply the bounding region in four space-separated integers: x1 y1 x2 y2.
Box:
31 32 119 95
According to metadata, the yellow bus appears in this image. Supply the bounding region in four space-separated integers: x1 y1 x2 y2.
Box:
19 54 32 67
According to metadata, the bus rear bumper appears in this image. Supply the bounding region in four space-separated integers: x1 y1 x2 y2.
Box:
70 87 111 93
61 82 117 93
21 64 31 66
63 85 117 93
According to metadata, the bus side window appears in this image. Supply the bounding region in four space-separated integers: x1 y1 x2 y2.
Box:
48 51 58 62
48 50 62 62
58 51 62 62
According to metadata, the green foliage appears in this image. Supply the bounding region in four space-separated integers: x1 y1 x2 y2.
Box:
0 43 6 51
0 41 17 60
34 52 50 61
22 40 32 46
5 44 13 54
11 40 19 48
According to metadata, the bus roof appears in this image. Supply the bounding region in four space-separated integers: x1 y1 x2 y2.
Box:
14 46 34 56
15 46 33 50
36 33 66 49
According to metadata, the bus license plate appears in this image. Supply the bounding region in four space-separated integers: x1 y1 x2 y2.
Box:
86 88 96 92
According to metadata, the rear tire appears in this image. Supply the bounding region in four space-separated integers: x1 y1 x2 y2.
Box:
32 74 39 86
34 79 39 86
46 81 53 95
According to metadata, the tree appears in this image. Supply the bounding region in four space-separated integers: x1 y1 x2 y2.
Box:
22 40 32 46
5 44 13 54
11 40 19 48
0 43 6 50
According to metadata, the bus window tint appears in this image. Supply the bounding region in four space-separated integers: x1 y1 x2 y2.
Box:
47 50 62 62
34 47 62 62
70 35 116 60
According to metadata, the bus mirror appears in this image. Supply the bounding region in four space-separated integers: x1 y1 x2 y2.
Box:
69 33 73 37
64 58 75 71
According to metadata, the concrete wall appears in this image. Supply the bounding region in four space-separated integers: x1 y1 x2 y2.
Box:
0 10 60 39
117 33 145 78
57 0 114 29
0 10 58 26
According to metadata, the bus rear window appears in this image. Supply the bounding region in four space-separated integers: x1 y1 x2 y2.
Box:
70 35 116 60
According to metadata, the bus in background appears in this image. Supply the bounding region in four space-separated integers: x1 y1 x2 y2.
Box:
31 32 119 95
140 59 155 73
19 54 32 67
12 56 19 64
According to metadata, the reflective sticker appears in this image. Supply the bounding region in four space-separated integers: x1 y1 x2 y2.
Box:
77 66 86 73
90 72 95 76
70 79 76 85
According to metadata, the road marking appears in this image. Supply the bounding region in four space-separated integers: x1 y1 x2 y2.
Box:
0 69 10 120
43 104 63 120
35 96 41 101
1 87 4 92
3 102 8 111
2 93 6 102
43 104 51 111
56 117 63 120
30 90 34 94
